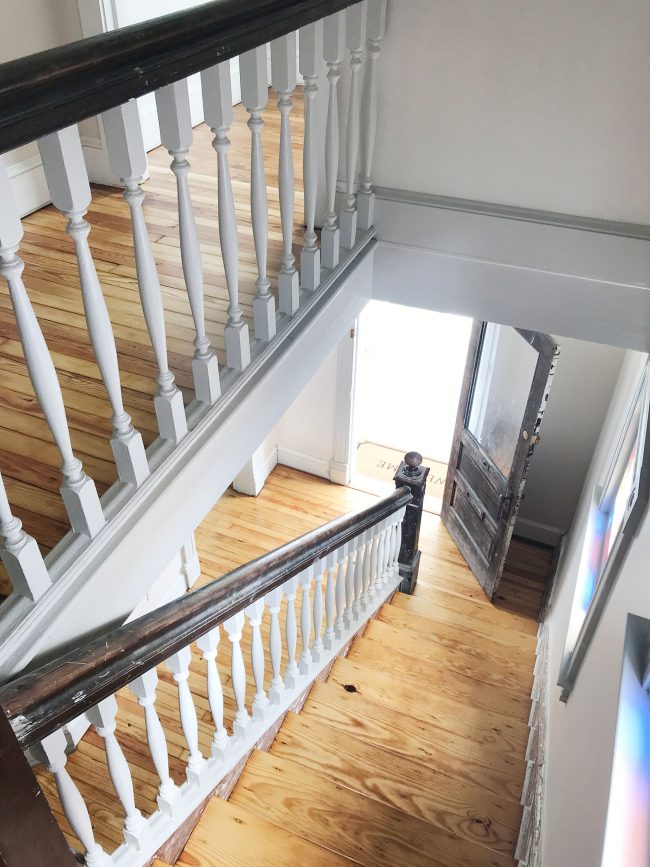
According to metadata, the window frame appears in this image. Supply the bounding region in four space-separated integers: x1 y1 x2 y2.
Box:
558 360 650 701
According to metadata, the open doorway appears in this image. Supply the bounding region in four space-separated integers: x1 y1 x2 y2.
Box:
351 300 473 514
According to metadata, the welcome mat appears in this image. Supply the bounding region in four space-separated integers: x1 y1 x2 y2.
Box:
353 442 448 515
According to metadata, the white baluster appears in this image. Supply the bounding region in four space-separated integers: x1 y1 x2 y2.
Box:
241 47 276 342
340 3 367 249
334 544 349 638
156 81 221 405
31 730 111 866
353 532 366 617
102 101 187 444
388 518 399 578
0 469 50 600
202 63 251 371
299 21 323 291
376 521 387 589
370 526 381 593
298 564 314 675
265 585 285 703
395 507 405 576
271 34 300 315
0 161 105 539
284 574 300 688
86 695 147 849
311 559 325 663
167 645 206 784
246 598 270 720
355 530 371 611
358 0 387 230
322 550 337 650
322 12 345 269
130 669 179 815
343 538 356 628
223 611 250 736
38 126 150 486
196 627 230 760
364 528 377 604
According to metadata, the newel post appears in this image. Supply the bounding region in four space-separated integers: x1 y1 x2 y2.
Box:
393 451 429 594
0 706 77 865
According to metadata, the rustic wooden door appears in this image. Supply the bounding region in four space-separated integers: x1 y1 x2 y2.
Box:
442 321 559 598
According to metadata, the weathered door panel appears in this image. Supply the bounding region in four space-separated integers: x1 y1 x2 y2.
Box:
442 321 558 598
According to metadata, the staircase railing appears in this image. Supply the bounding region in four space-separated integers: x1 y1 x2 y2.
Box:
0 484 411 866
0 0 388 612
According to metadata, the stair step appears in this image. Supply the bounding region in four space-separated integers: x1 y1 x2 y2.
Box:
347 631 532 725
381 599 534 662
302 680 526 801
364 605 533 692
270 712 522 855
230 749 515 867
153 862 174 867
391 592 536 649
329 655 528 754
178 797 353 866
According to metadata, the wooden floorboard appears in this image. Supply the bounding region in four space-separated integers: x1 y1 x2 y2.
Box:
30 466 550 865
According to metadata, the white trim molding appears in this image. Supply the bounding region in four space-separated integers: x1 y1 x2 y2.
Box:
515 518 565 548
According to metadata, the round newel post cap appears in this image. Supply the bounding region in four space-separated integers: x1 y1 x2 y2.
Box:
404 451 423 476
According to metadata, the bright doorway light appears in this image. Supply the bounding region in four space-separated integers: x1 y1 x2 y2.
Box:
352 301 473 513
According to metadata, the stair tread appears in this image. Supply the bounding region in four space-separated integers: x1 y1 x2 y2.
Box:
391 592 536 649
364 605 533 691
178 797 353 866
346 634 532 726
270 711 521 854
329 656 527 754
230 749 515 867
380 600 534 663
302 681 526 801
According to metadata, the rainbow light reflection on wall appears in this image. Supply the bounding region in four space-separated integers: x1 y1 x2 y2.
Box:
602 640 650 866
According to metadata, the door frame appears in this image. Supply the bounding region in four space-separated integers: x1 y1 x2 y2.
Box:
442 321 559 598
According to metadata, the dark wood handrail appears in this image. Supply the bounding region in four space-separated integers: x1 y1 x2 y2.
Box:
0 486 411 750
0 0 361 155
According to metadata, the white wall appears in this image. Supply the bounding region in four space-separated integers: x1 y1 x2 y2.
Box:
516 338 624 544
376 0 650 223
541 349 650 865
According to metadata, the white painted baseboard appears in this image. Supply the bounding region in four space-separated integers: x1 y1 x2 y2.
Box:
7 150 50 217
515 518 564 548
277 446 334 482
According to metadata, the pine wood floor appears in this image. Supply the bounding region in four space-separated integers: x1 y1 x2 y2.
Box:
33 466 552 866
0 90 306 596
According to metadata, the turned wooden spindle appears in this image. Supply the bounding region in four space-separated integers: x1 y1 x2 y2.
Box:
340 3 367 249
202 62 251 371
39 124 150 486
241 46 276 343
102 100 188 444
358 0 388 230
271 33 300 315
156 80 221 405
322 12 345 269
299 21 324 291
0 159 105 539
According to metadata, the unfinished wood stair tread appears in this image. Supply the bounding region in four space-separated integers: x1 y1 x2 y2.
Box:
270 711 522 854
377 604 534 674
229 749 515 867
390 592 536 650
301 681 526 802
177 797 354 866
345 636 532 726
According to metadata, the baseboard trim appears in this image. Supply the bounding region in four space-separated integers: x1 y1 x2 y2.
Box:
7 151 50 217
515 518 564 548
277 447 332 481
